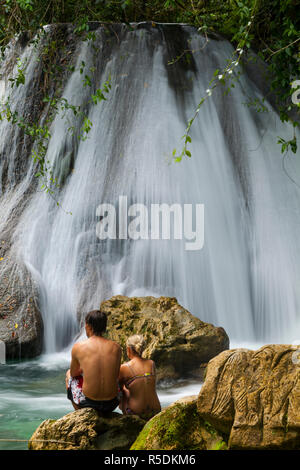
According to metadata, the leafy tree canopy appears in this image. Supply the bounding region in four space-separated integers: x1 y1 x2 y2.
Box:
0 0 299 159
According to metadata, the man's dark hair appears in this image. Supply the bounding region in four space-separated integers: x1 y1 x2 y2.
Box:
85 310 107 336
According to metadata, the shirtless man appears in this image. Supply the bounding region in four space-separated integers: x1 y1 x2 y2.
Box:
65 310 121 414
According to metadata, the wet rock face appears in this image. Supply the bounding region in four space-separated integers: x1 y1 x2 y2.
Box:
131 395 227 450
28 408 146 450
0 24 81 359
100 295 229 383
0 255 43 359
197 344 300 450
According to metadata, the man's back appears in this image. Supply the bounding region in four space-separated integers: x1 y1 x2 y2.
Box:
72 336 121 401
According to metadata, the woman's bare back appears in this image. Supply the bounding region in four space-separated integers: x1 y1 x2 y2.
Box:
119 357 161 418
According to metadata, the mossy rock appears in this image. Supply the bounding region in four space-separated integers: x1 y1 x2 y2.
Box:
100 296 229 383
131 396 228 450
29 408 146 450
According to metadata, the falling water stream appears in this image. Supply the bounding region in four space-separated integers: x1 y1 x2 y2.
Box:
0 23 300 448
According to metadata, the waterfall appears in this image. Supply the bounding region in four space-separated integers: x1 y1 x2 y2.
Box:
1 23 300 352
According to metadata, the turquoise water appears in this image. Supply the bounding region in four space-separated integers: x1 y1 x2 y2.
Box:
0 354 72 450
0 352 202 450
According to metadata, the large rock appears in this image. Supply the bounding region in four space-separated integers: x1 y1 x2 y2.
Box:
28 408 146 450
197 344 300 449
131 396 227 450
0 251 43 359
100 296 229 382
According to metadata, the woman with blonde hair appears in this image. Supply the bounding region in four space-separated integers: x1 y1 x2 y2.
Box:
118 334 161 420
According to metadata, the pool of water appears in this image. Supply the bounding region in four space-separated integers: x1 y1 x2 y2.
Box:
0 351 203 450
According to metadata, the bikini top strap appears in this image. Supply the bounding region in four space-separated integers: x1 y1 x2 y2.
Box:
127 360 155 376
125 361 156 387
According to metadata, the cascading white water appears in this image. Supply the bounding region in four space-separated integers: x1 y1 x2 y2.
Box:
1 23 300 352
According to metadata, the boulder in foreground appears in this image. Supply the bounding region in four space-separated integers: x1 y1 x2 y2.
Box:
28 408 146 450
197 344 300 449
100 295 229 382
131 395 227 450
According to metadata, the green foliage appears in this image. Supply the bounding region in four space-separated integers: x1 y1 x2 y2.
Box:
0 0 298 182
169 0 299 160
278 136 298 155
8 58 26 87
